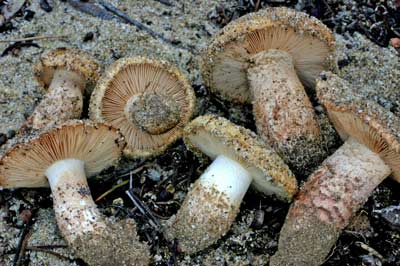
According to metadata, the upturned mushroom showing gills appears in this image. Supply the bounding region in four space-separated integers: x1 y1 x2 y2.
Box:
90 57 195 158
270 72 400 266
202 7 335 176
0 121 150 266
25 48 100 130
166 115 298 254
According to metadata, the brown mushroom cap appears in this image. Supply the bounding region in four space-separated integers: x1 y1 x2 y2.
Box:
89 57 195 158
316 72 400 181
184 115 298 200
202 7 335 103
34 48 101 90
0 120 125 188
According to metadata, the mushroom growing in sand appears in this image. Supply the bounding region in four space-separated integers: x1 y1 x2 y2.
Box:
25 48 100 130
166 115 297 254
270 72 400 266
202 7 336 175
90 57 195 158
0 120 150 266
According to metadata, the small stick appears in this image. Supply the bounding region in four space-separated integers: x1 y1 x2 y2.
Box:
97 0 171 44
95 179 129 202
0 35 68 43
13 229 32 266
126 172 162 229
356 242 385 261
97 0 193 52
28 245 67 249
154 0 174 6
96 163 148 201
26 247 71 261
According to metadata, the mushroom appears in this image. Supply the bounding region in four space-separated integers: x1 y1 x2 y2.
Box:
202 7 336 176
90 57 195 158
166 115 298 254
270 72 400 266
25 48 100 130
0 120 150 266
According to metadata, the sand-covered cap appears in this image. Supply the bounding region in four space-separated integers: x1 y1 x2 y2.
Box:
202 7 335 103
316 72 400 181
34 48 101 89
184 115 298 200
90 56 195 158
0 120 125 188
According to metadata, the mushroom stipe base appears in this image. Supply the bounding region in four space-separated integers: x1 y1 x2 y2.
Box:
72 218 150 266
167 155 252 253
167 180 241 254
271 138 391 266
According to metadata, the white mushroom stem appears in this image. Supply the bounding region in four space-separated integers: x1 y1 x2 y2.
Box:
247 49 321 167
199 155 252 206
46 158 106 243
29 69 86 129
270 137 391 266
167 155 252 253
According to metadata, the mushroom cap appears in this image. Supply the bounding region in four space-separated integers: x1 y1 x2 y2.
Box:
184 115 298 200
0 120 125 188
316 72 400 181
89 56 195 158
202 7 336 103
34 48 101 90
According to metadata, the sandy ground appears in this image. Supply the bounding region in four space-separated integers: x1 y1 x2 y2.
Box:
0 0 399 265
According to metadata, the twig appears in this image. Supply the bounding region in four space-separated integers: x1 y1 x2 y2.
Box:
97 0 193 52
154 0 174 7
26 247 71 261
100 159 147 182
126 172 161 229
95 179 129 202
28 244 67 249
254 0 261 12
66 0 116 20
0 35 67 43
356 241 385 261
13 227 32 266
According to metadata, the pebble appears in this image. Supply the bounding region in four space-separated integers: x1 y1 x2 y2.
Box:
359 255 383 266
373 205 400 231
6 129 15 139
0 133 7 146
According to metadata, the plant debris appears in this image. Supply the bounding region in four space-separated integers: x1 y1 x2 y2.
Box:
1 40 39 57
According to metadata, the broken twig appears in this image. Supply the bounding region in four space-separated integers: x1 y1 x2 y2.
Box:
66 0 116 20
97 0 172 44
12 223 32 266
26 246 71 261
97 0 193 52
126 172 161 230
154 0 174 7
0 34 67 43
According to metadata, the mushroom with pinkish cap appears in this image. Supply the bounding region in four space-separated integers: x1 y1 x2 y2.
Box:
24 48 100 130
0 120 150 266
165 115 297 254
270 72 400 266
89 56 195 159
202 7 336 176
